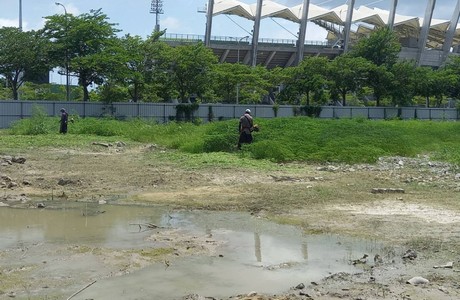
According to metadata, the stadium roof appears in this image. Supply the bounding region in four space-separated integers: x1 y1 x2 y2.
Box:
212 0 460 48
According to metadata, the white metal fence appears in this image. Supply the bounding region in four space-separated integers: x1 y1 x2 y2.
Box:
0 101 458 129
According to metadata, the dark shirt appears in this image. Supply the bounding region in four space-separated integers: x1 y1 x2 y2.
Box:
61 112 68 123
239 113 253 134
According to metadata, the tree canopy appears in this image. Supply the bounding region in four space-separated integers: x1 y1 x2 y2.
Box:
0 9 460 108
43 9 121 101
0 27 50 100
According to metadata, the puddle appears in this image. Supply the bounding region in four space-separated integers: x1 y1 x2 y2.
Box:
0 204 385 299
0 202 168 249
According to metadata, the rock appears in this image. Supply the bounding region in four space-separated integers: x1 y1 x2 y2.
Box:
374 254 383 264
7 182 18 188
455 173 460 181
145 144 159 151
351 254 368 265
2 155 12 161
37 203 46 208
12 157 26 164
182 294 206 300
0 202 9 207
433 261 454 269
22 180 31 186
299 290 313 297
371 188 405 194
295 283 305 290
247 291 258 297
316 165 339 172
58 178 75 186
407 276 429 285
92 142 110 147
402 249 417 260
1 175 12 182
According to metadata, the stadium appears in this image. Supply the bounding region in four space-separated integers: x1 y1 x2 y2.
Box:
163 0 460 68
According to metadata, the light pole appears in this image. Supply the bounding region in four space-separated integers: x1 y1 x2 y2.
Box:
55 2 70 102
150 0 164 33
19 0 22 30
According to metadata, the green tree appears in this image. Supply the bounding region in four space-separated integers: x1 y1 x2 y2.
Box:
389 61 417 106
144 31 178 102
0 27 51 100
328 55 372 106
431 69 457 107
112 34 147 102
238 65 273 104
442 56 460 100
212 63 252 103
167 43 217 103
266 67 291 104
282 56 329 105
103 30 169 103
412 67 454 107
351 26 401 67
366 64 394 106
43 9 121 101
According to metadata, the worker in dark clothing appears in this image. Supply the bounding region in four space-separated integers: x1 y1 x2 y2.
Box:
60 108 68 134
238 109 254 150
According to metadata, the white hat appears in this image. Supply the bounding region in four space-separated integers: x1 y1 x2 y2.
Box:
245 109 251 114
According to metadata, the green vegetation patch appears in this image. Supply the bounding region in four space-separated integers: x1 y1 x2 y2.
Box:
4 116 460 166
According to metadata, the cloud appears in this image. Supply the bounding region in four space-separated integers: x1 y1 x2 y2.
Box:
162 17 181 31
0 18 20 28
54 2 80 15
66 3 80 15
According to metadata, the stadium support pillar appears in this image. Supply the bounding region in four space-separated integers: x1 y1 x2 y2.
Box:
416 0 436 66
296 0 310 65
441 0 460 64
388 0 398 30
343 0 355 53
204 0 214 47
251 0 263 67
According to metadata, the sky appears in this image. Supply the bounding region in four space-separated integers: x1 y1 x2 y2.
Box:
0 0 458 84
0 0 458 41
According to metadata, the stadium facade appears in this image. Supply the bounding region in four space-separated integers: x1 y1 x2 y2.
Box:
197 0 460 68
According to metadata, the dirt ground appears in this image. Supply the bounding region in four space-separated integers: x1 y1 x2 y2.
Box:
1 141 460 300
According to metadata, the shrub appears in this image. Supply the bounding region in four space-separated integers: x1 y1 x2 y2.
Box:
250 140 294 162
10 105 52 135
203 134 235 152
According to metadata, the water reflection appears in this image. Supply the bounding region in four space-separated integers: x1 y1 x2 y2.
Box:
0 204 168 249
0 205 383 300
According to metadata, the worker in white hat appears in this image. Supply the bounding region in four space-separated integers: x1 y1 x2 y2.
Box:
238 109 254 150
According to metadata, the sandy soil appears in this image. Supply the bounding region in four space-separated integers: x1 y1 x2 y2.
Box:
1 142 460 299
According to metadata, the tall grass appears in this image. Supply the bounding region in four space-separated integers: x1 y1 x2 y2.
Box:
6 116 460 165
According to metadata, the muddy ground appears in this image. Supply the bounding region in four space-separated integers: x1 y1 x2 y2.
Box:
1 141 460 299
